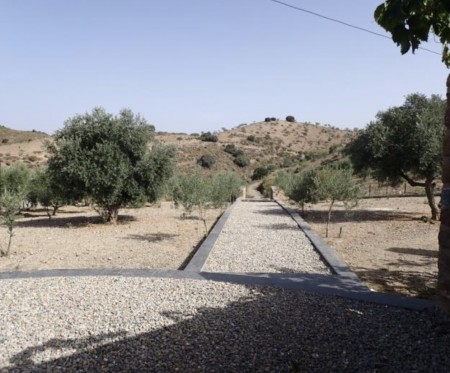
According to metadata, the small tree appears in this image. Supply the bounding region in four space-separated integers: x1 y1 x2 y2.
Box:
28 167 70 218
286 115 296 123
170 171 212 234
210 171 243 208
47 108 174 223
0 190 22 257
314 167 360 238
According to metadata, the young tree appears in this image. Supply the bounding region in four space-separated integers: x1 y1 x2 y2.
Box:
210 171 243 208
27 167 70 218
47 107 174 223
375 0 450 311
346 93 445 219
170 171 212 234
0 190 22 257
313 167 360 238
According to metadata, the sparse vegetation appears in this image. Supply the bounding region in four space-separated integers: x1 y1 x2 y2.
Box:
199 132 218 142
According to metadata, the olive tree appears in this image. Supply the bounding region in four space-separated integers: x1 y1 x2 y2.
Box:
47 107 174 223
346 93 445 220
375 0 450 311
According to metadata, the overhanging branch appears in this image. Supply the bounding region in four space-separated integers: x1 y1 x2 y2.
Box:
399 172 426 187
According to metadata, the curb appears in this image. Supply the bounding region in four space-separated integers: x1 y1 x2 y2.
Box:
183 199 237 272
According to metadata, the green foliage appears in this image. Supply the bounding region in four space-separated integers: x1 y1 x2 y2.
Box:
0 163 31 200
47 107 173 223
1 139 9 144
277 167 359 236
210 171 243 208
345 93 445 218
233 154 250 168
0 187 23 257
251 165 275 181
286 115 296 123
27 167 70 217
375 0 450 66
170 171 211 218
199 132 218 142
197 154 215 169
224 144 244 157
247 135 258 142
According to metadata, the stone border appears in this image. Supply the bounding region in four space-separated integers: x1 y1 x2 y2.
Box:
184 199 237 272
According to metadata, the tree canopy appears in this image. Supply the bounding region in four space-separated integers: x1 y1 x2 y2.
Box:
47 107 175 223
346 93 445 219
375 0 450 66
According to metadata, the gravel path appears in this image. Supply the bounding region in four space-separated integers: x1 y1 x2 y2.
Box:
202 200 331 274
1 276 449 372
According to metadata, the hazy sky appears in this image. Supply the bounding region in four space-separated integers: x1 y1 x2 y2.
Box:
1 0 448 134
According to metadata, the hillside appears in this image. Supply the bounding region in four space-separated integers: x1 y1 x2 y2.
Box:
157 120 356 178
0 120 356 176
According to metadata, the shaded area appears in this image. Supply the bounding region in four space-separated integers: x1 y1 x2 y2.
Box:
256 223 301 231
387 247 438 258
300 209 418 224
355 266 437 299
15 215 137 229
124 233 179 243
3 286 449 373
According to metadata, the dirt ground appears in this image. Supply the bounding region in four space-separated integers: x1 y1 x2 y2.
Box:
0 202 222 272
301 196 439 299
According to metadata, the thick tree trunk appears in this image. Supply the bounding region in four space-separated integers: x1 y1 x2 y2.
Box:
438 74 450 313
424 177 439 220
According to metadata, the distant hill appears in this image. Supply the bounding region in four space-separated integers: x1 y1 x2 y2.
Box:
0 120 357 175
156 120 356 178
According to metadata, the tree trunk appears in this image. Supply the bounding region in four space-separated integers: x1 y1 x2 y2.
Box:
106 206 120 224
326 199 335 238
438 74 450 313
424 177 439 220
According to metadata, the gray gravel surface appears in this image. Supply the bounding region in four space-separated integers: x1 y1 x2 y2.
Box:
1 276 449 372
203 200 331 274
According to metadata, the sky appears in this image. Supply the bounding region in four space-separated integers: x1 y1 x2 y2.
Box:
1 0 448 134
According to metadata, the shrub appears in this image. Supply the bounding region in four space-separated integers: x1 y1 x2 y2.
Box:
233 154 250 167
286 116 296 123
2 139 9 144
197 154 215 169
224 144 244 157
199 132 218 142
251 165 275 181
271 117 276 121
264 117 272 122
247 135 257 142
210 171 243 207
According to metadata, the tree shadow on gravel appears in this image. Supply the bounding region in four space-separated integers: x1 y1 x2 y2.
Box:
124 233 179 243
256 223 301 231
257 207 288 217
15 215 137 229
3 285 450 373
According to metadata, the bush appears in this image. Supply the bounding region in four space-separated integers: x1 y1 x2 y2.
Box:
264 117 272 122
251 165 275 180
233 154 250 167
199 132 218 142
197 154 215 169
2 139 9 144
224 144 244 157
286 116 296 123
210 171 243 207
247 135 257 142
